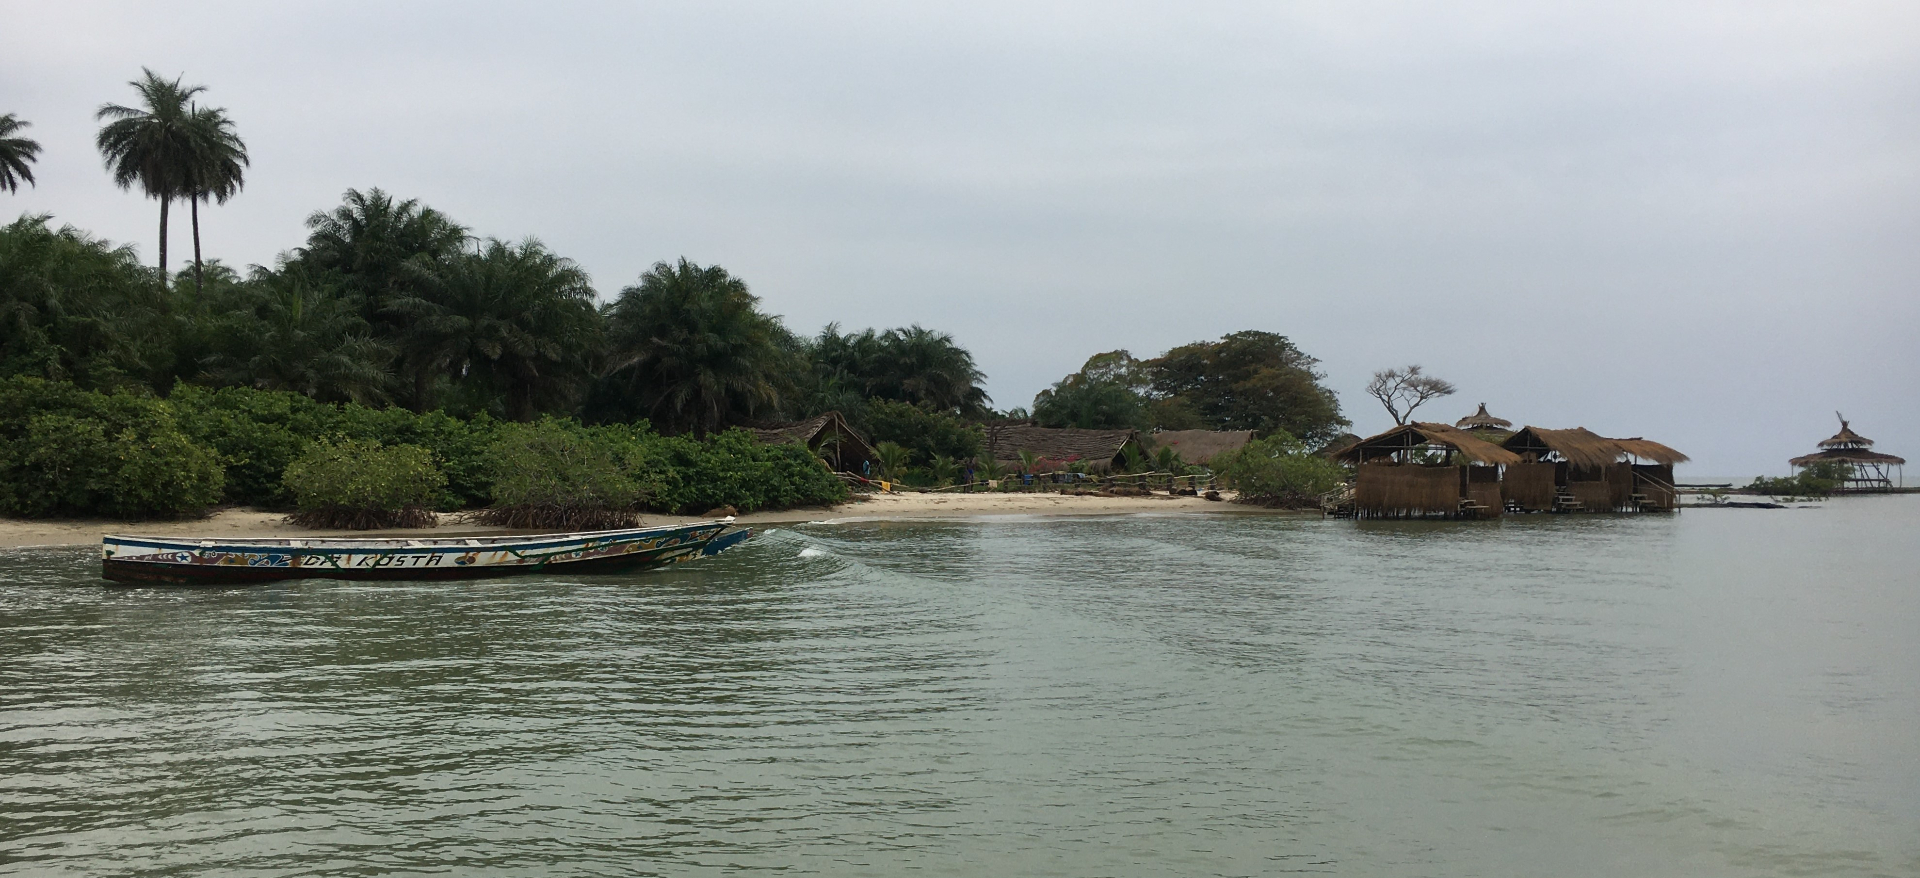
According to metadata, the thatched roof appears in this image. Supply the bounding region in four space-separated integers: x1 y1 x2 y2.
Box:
1610 438 1690 465
1332 422 1522 466
1146 430 1255 465
748 411 878 466
1504 427 1689 468
1790 448 1905 467
1819 415 1874 449
1455 403 1512 430
982 424 1143 470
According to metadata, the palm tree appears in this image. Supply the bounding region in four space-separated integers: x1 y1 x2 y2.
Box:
295 188 468 307
200 264 393 404
0 114 41 193
390 238 601 419
592 259 796 435
873 441 911 481
96 69 207 276
179 103 248 298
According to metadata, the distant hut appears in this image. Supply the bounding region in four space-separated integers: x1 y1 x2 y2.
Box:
1789 414 1905 492
1500 427 1688 512
981 424 1147 473
1331 422 1521 519
1146 430 1256 466
749 411 878 473
1454 403 1515 442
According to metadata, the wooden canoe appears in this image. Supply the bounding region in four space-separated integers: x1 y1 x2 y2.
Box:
100 519 751 585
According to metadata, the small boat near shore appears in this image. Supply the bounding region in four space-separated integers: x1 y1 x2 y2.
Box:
101 519 751 585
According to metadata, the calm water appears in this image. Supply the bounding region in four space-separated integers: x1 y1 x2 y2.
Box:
2 499 1916 877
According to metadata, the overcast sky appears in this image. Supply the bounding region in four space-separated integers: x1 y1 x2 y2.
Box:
5 1 1915 476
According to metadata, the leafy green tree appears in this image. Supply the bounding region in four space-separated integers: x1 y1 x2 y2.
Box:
0 215 169 389
96 69 208 276
393 238 600 419
1148 331 1347 446
282 439 444 529
592 259 794 435
179 103 248 298
200 264 393 405
1208 432 1347 508
864 398 983 466
1033 350 1151 429
0 114 41 194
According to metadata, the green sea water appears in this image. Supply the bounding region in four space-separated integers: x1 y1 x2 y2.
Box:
3 497 1916 876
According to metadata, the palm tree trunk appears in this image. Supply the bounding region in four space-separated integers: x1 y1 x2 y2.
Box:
157 197 170 278
191 196 203 300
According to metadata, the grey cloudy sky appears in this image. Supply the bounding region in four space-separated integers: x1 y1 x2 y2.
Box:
5 1 1916 476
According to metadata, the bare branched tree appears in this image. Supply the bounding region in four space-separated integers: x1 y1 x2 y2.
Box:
1366 365 1457 425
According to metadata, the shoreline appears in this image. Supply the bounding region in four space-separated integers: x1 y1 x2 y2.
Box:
0 491 1300 549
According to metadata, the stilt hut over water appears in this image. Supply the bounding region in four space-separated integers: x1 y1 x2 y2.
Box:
1500 427 1688 512
1331 423 1521 518
1790 414 1905 492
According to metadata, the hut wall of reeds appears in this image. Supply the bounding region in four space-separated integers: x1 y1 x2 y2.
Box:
1566 479 1613 512
1633 464 1677 509
1466 466 1502 516
1502 462 1557 511
1355 464 1462 517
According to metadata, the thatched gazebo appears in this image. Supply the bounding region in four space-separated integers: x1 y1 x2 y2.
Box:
1331 422 1521 518
1501 427 1688 512
749 411 878 473
1789 414 1904 492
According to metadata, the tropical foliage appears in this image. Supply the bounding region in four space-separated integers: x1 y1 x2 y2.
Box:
282 440 444 529
0 113 41 194
1208 433 1347 508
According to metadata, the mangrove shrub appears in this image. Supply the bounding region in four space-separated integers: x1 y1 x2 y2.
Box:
1209 433 1347 508
282 440 446 529
0 377 225 519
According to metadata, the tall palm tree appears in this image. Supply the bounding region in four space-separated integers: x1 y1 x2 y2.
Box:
592 259 796 434
180 103 248 297
0 114 41 194
96 69 206 276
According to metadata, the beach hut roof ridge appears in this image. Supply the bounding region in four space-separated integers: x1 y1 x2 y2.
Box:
1455 403 1512 430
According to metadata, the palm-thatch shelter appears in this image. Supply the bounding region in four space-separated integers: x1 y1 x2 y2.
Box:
1454 403 1515 442
1145 430 1256 466
749 411 878 473
1500 427 1688 512
1331 422 1521 518
1789 414 1904 492
981 424 1147 473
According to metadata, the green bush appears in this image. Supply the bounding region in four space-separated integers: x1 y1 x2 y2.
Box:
0 377 225 519
1748 461 1850 498
475 419 660 529
282 440 446 529
657 429 847 514
1209 432 1347 508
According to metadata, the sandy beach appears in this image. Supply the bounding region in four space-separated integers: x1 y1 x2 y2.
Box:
0 490 1290 549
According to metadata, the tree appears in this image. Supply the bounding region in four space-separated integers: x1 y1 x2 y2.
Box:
1147 331 1347 445
200 264 394 405
0 214 167 390
803 323 990 418
592 259 795 435
290 188 469 408
0 114 41 194
391 238 601 420
1365 364 1456 425
179 103 248 298
1032 350 1150 430
96 69 208 276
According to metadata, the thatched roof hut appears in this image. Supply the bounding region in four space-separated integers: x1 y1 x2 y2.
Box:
749 411 878 472
1455 403 1512 431
1146 430 1256 466
1331 422 1522 466
1500 427 1688 512
1789 414 1904 491
981 424 1146 473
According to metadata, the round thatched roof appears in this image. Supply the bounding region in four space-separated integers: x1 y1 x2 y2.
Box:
1818 415 1873 449
1455 403 1512 430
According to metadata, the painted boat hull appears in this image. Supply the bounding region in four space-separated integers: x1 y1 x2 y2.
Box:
101 520 750 585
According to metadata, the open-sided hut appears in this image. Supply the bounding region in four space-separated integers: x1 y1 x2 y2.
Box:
1789 415 1904 492
981 424 1146 473
1146 430 1256 466
1331 422 1521 518
749 411 878 473
1500 427 1688 512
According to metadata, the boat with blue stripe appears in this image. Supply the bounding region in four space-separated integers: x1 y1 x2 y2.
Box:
101 519 752 585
